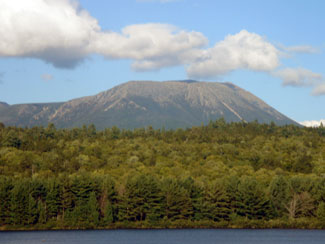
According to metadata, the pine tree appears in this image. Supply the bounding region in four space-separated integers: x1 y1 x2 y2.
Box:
100 176 117 224
235 177 271 220
0 177 12 225
9 181 29 225
204 181 231 221
61 178 74 221
161 178 193 221
45 179 62 220
182 177 204 221
317 202 325 225
103 202 114 224
87 191 99 227
268 175 290 217
27 194 39 225
37 200 47 224
118 174 162 222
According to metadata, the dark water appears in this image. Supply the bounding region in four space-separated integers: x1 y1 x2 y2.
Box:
1 229 325 244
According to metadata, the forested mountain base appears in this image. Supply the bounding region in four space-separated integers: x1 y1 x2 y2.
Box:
0 120 325 230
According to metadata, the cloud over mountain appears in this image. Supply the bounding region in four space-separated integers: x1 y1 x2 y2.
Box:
90 23 208 71
273 68 323 87
0 0 206 69
0 0 322 95
279 45 319 54
0 0 280 75
312 83 325 96
187 30 279 78
271 68 325 95
300 119 325 127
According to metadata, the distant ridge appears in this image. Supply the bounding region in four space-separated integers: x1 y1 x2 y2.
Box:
0 80 298 129
172 79 198 83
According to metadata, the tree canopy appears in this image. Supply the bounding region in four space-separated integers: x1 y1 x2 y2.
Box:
0 120 325 229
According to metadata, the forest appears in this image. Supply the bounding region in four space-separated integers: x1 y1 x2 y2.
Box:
0 119 325 230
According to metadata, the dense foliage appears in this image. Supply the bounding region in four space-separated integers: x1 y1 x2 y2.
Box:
0 120 325 230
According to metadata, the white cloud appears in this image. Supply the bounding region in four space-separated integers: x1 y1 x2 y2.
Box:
300 119 325 127
312 83 325 96
0 0 323 98
273 68 323 87
280 45 318 54
187 30 280 78
0 1 277 73
90 23 208 71
0 0 99 68
0 0 206 69
41 73 54 81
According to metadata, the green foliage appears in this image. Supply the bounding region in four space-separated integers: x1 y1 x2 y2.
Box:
235 177 271 220
27 194 38 225
0 121 324 229
2 130 22 148
118 174 162 222
317 202 325 225
37 200 47 224
9 180 29 225
87 191 99 227
0 176 12 224
203 180 231 221
161 178 193 221
103 202 114 225
269 175 290 217
45 179 61 219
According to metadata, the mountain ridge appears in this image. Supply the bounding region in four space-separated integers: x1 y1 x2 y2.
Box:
0 80 298 129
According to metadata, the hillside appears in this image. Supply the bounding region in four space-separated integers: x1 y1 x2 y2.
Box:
0 122 324 230
0 80 298 129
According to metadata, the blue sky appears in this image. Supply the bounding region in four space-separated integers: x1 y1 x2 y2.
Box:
0 0 324 124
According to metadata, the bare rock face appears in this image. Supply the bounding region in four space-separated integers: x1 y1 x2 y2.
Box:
0 80 298 129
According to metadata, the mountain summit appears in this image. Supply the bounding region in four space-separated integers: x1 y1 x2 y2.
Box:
0 80 297 129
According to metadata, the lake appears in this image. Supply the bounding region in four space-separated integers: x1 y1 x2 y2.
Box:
1 229 325 244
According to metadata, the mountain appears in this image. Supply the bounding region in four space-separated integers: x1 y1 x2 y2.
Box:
0 80 298 129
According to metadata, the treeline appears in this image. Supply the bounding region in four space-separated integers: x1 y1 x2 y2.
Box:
1 173 325 229
0 120 325 229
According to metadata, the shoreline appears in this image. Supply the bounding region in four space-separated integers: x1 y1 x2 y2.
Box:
1 219 324 231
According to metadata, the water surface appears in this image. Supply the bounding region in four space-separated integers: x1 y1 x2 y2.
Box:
1 229 325 244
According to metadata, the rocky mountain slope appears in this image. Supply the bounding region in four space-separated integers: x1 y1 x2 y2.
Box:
0 80 298 129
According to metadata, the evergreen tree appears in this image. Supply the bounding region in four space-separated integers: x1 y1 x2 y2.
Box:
118 174 162 222
87 191 99 227
0 122 324 229
182 177 204 220
3 130 22 148
268 175 290 217
45 179 62 219
27 194 39 225
61 176 74 220
317 202 325 226
9 181 29 225
235 177 271 220
37 200 47 224
0 177 12 225
203 181 231 221
103 202 114 225
161 178 193 221
100 176 117 223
